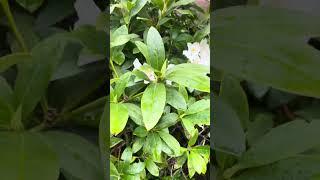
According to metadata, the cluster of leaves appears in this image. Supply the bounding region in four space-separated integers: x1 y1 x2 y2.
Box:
109 0 210 179
0 0 108 179
213 0 320 179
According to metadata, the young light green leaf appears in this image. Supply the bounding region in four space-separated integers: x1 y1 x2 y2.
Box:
141 83 166 130
185 99 210 115
188 129 198 147
183 109 210 126
125 162 145 174
121 147 133 162
146 27 165 70
112 72 132 102
146 158 160 177
158 131 181 155
166 87 187 110
110 103 129 135
188 151 206 175
165 63 210 92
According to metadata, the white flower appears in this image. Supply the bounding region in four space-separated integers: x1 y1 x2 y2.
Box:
133 58 142 70
146 71 156 82
183 39 210 66
144 80 150 84
167 64 175 70
199 39 210 66
166 80 172 85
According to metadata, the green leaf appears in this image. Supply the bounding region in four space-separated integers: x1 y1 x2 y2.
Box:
135 41 150 65
192 145 210 161
133 126 148 137
219 76 249 129
165 63 210 92
141 83 166 130
110 162 120 179
224 120 320 178
99 102 108 180
72 25 107 57
111 137 123 148
188 151 206 175
124 103 143 126
155 113 179 130
188 129 198 147
125 162 145 174
110 103 129 135
112 72 132 102
15 0 44 12
121 147 133 162
183 109 210 126
130 0 148 17
43 131 104 180
132 137 144 153
214 97 246 156
146 27 165 70
0 53 31 73
233 157 320 180
144 133 163 162
166 87 187 110
0 132 59 180
146 158 159 177
158 131 181 155
0 77 14 128
14 34 82 119
246 113 274 146
36 0 76 27
213 6 320 98
185 99 210 115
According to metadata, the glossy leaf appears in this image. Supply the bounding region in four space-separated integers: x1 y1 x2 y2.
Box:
146 158 159 177
124 103 143 126
110 103 129 135
166 63 210 92
166 87 187 110
141 83 166 130
146 27 165 70
158 131 181 155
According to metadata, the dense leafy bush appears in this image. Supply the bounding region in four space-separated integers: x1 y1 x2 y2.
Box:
213 0 320 179
108 0 210 178
0 0 107 179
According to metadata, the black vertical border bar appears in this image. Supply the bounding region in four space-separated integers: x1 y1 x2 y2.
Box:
105 0 110 178
210 0 215 179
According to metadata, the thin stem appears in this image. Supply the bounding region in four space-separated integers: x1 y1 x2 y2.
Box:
110 59 119 78
60 96 107 121
0 0 28 52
